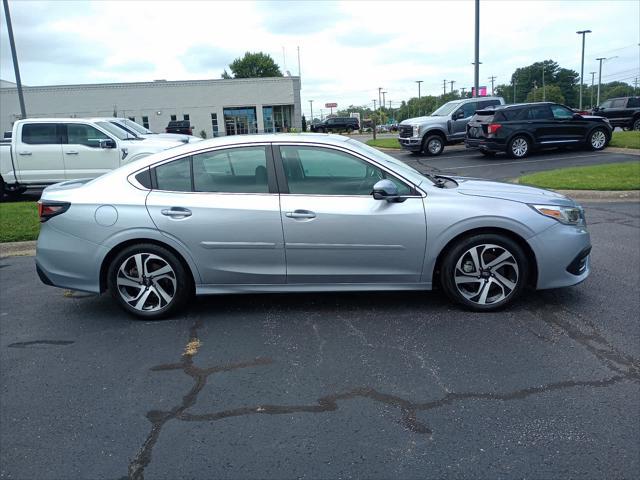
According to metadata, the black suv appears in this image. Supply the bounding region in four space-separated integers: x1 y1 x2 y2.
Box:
465 102 612 158
592 96 640 131
166 120 193 135
311 117 359 133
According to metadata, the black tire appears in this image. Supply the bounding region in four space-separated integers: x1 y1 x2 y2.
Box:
632 117 640 131
346 127 353 134
107 243 192 320
587 128 608 151
440 233 529 311
480 150 497 157
507 135 530 159
422 134 445 156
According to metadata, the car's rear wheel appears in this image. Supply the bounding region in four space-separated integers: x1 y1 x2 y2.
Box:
632 117 640 131
588 128 608 150
423 134 445 156
346 127 353 134
440 234 529 311
107 243 192 320
508 135 530 158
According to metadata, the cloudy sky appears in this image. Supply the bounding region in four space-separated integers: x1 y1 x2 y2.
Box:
1 0 638 117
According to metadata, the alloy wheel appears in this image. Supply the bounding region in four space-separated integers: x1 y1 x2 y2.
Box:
116 253 177 312
633 118 640 131
454 244 520 305
511 137 528 157
590 130 607 149
428 138 442 154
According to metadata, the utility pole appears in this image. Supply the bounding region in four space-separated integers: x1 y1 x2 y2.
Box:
589 72 596 108
542 64 546 101
415 80 423 116
309 100 314 124
576 29 592 110
513 75 517 103
372 100 378 140
533 81 537 102
372 99 377 111
596 57 605 106
378 88 383 111
382 91 387 111
320 109 324 121
488 76 496 96
474 0 480 98
3 0 27 119
450 80 456 93
443 79 447 96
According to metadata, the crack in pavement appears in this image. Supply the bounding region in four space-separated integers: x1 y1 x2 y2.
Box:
7 340 75 348
127 301 639 479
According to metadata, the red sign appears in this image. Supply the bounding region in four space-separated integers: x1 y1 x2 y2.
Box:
471 86 488 97
325 102 337 108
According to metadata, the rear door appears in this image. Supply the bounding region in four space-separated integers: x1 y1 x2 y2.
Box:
275 144 427 284
526 105 556 144
14 122 65 184
61 123 120 179
145 144 286 285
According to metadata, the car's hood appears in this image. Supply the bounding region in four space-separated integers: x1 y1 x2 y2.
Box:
400 115 443 126
451 177 576 206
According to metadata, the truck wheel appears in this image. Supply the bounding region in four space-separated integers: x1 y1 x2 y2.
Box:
423 134 445 156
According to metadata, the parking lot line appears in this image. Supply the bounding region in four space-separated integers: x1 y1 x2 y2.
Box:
439 153 605 171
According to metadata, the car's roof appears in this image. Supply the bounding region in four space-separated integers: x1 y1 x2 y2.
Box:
484 102 557 111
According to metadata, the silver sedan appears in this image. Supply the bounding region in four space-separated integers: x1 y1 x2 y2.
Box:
35 134 591 319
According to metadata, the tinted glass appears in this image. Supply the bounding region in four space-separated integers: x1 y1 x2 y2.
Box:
599 100 613 109
280 146 411 196
461 102 478 118
192 147 269 193
66 124 110 146
135 168 152 189
611 99 626 108
528 106 553 120
155 157 192 192
627 98 639 108
478 100 500 109
550 104 574 120
21 123 59 144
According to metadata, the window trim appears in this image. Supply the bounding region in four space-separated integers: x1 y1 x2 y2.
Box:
149 143 278 195
63 122 115 147
272 143 422 198
20 122 61 145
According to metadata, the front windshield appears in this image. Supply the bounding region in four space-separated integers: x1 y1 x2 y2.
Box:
121 119 153 135
96 121 135 140
431 100 462 116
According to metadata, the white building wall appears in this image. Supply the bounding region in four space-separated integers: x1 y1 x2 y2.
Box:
0 77 301 137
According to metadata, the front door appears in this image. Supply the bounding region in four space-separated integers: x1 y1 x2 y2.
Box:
549 104 588 143
451 101 478 140
275 144 427 284
61 123 120 179
145 145 286 285
14 122 65 184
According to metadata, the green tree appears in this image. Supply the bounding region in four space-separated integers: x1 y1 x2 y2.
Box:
525 84 565 104
222 52 283 79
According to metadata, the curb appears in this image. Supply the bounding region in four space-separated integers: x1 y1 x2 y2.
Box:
606 147 640 155
0 240 36 258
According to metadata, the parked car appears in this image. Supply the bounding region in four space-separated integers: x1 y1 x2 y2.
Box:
465 102 612 158
108 118 202 143
36 134 590 319
0 118 182 198
166 120 193 135
591 96 640 130
399 97 505 155
310 117 360 133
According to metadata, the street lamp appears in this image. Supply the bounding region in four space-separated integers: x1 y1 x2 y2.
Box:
596 56 617 106
382 91 387 111
415 80 423 115
378 88 383 111
589 72 596 108
308 99 313 126
576 29 592 110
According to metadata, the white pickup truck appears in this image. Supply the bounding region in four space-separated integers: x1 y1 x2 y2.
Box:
0 118 183 197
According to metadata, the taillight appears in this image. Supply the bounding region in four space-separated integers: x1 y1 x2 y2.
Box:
488 123 502 135
37 201 70 222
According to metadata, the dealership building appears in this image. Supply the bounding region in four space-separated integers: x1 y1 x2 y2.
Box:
0 76 302 137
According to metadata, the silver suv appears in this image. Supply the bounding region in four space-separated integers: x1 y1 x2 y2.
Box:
399 96 505 155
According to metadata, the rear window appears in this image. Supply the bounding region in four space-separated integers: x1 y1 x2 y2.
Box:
627 97 639 108
22 123 59 145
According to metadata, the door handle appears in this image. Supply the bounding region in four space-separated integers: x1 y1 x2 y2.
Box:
18 151 32 155
285 210 316 219
65 151 79 155
161 207 192 218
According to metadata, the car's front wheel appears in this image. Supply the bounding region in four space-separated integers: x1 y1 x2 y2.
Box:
107 243 192 320
508 135 530 159
632 117 640 131
423 134 445 156
588 128 608 151
440 234 529 311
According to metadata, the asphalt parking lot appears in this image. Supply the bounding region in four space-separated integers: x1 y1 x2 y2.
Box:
1 198 639 479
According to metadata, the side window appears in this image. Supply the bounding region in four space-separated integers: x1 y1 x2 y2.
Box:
21 123 59 145
461 102 477 118
599 100 612 109
279 146 411 196
528 106 553 120
155 157 192 192
611 99 626 108
550 105 574 120
192 146 269 193
66 124 110 147
478 100 500 109
626 98 639 108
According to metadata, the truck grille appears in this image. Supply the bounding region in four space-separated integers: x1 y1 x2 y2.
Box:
399 125 413 138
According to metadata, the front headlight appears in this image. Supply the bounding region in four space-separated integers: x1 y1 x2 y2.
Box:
530 204 586 226
412 125 420 137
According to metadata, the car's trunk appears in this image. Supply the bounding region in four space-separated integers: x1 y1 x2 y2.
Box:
467 109 496 138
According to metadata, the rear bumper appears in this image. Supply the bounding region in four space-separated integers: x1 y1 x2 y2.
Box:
398 137 423 152
465 138 506 152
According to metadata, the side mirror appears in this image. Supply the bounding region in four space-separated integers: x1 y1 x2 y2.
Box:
453 110 464 120
372 179 406 203
99 139 116 149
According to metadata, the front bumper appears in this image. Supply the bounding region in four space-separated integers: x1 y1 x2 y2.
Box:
398 136 423 152
529 222 592 290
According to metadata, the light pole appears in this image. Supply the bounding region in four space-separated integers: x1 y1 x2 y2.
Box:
415 80 423 115
596 56 617 106
488 76 496 96
382 91 387 114
308 100 313 125
473 0 480 98
576 29 592 110
378 88 383 111
589 72 596 108
3 0 27 119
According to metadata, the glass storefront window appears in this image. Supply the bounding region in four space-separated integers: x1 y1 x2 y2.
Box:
223 107 257 136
